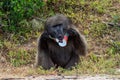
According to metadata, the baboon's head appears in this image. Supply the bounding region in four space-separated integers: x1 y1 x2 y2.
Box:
45 14 72 47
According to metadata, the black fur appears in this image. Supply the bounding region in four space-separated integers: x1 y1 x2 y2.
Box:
35 14 87 69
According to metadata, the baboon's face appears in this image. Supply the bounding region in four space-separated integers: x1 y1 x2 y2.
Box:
45 14 70 42
47 23 68 41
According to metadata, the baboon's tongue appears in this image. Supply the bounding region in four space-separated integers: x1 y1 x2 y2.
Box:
56 35 68 47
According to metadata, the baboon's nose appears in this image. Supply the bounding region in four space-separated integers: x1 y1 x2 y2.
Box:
58 34 64 42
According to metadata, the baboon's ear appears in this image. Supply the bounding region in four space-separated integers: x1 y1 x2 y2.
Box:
66 17 74 29
44 19 50 32
67 17 73 24
44 20 47 31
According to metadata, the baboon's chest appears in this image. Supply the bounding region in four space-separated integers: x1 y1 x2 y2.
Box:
48 41 74 66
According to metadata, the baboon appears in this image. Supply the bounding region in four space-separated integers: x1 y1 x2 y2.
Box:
35 14 87 69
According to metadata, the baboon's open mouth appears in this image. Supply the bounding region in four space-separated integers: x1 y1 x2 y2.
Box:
56 35 68 47
49 34 68 47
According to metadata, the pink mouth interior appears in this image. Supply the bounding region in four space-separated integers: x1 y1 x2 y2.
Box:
55 35 68 47
57 35 68 43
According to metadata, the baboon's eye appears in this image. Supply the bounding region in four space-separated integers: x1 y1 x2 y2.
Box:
63 27 67 31
53 24 62 28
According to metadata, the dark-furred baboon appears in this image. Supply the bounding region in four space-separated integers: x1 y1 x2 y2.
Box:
35 14 87 69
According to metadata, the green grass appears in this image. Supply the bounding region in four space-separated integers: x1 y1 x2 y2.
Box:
0 0 120 76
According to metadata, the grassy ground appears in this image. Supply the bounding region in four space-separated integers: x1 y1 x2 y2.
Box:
0 0 120 77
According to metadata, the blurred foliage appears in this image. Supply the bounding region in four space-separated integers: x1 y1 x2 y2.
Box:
0 0 45 32
8 48 35 67
108 41 120 54
8 50 30 66
0 0 115 33
0 0 120 74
